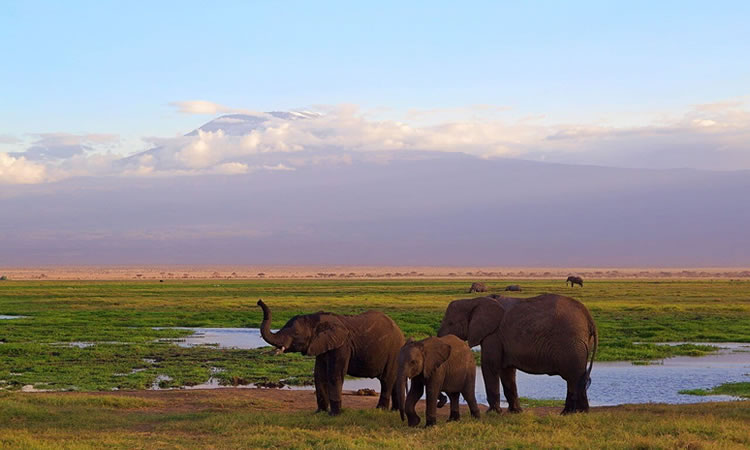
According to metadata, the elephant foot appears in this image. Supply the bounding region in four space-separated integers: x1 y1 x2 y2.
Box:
425 416 437 427
407 415 421 427
314 408 328 414
329 401 342 416
507 406 523 414
486 405 503 414
447 413 460 422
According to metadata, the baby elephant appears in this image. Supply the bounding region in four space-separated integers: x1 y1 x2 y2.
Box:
397 335 481 427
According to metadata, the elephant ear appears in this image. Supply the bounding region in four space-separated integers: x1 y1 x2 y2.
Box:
308 321 349 356
422 339 452 378
468 298 505 347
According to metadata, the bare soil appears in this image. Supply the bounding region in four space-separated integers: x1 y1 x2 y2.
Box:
2 265 749 280
49 387 566 417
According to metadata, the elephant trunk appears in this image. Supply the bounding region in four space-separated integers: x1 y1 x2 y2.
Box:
257 299 285 349
397 368 408 422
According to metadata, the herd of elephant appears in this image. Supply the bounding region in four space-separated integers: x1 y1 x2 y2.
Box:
257 283 597 427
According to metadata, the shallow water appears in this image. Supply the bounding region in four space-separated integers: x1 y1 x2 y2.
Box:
164 328 750 405
0 315 27 320
162 327 269 349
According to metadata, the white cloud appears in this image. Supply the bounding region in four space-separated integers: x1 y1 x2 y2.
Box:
3 99 750 184
0 153 48 184
169 100 261 115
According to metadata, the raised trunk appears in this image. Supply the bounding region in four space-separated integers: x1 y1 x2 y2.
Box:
257 299 284 348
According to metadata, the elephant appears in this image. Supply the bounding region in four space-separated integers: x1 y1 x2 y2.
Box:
504 284 521 292
257 299 405 415
468 282 487 293
437 294 597 415
397 335 481 427
566 276 584 287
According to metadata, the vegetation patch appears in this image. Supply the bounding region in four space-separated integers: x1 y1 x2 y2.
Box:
679 382 750 398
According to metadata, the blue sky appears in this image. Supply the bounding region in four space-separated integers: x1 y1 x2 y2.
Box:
2 1 748 139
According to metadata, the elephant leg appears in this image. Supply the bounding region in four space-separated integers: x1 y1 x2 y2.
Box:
377 377 391 409
425 381 439 427
464 375 481 419
326 350 350 416
447 392 461 421
575 373 590 413
500 367 522 413
480 347 503 414
405 377 423 427
314 356 329 413
391 383 400 411
562 378 578 415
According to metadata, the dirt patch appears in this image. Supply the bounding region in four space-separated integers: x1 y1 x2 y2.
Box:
46 388 574 417
2 265 750 280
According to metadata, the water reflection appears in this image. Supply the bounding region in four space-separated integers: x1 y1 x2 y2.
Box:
166 328 750 405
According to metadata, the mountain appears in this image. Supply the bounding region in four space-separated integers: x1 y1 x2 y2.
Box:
2 152 749 266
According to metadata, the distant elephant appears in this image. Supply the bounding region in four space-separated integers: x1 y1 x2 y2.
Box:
397 335 481 427
468 282 487 293
258 299 405 415
504 284 521 292
438 294 597 414
566 276 584 287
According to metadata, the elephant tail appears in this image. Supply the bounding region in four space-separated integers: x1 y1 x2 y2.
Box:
585 324 598 390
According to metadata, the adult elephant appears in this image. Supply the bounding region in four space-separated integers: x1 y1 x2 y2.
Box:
437 294 597 414
566 276 584 287
468 282 487 293
257 299 405 415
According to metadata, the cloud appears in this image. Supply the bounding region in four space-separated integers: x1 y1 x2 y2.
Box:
169 100 261 115
3 99 750 184
0 153 48 184
0 134 19 145
11 133 119 161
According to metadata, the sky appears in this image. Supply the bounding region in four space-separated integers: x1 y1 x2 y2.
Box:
1 1 749 265
1 1 749 153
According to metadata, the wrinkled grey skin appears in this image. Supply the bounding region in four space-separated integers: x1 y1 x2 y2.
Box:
566 276 584 287
258 299 405 415
504 284 521 292
397 335 481 427
468 282 487 293
438 295 597 415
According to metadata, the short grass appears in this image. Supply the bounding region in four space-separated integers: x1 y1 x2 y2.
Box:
1 279 749 390
0 391 748 449
680 382 750 398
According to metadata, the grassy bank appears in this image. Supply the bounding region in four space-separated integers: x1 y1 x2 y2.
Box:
0 390 748 448
1 279 749 390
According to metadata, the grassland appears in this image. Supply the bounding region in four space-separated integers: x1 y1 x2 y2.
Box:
1 279 750 391
0 389 748 449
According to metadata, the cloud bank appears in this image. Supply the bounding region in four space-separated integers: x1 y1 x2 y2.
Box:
2 99 749 184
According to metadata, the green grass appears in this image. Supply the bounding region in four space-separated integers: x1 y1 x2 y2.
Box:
680 382 750 398
1 279 750 391
0 391 748 448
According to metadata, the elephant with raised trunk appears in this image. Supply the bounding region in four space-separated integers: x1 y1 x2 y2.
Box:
257 299 405 415
397 335 480 427
438 294 597 415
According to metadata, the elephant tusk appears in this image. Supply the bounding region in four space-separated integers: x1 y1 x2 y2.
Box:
275 346 286 355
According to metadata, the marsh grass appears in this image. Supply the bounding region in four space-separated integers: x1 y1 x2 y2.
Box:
1 279 749 391
680 382 750 398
